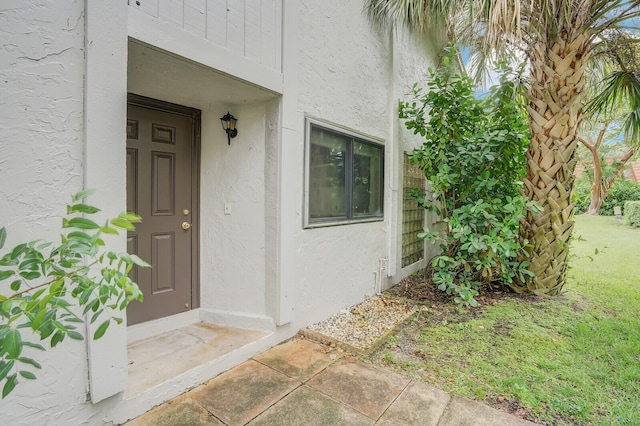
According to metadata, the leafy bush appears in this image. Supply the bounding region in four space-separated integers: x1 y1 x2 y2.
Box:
573 177 640 215
403 50 536 306
600 179 640 215
624 201 640 227
0 191 147 398
572 178 592 214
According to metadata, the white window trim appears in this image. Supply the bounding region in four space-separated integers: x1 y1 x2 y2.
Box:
303 116 385 229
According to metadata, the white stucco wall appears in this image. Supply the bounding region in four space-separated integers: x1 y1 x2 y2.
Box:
0 1 85 244
0 0 89 423
283 0 438 326
1 0 438 423
200 102 268 317
126 0 438 338
1 0 131 422
292 0 391 325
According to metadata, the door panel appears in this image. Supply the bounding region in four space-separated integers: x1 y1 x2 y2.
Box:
126 104 195 325
151 232 175 293
126 148 138 213
152 152 175 215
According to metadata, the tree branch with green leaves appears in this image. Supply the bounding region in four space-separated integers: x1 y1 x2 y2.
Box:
0 190 148 398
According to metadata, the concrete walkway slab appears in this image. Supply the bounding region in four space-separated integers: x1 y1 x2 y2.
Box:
247 385 373 426
126 337 539 426
377 381 451 426
439 396 537 426
253 336 341 381
307 356 410 419
126 395 224 426
186 360 299 426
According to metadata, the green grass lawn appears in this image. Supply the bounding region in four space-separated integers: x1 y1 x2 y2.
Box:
369 215 640 425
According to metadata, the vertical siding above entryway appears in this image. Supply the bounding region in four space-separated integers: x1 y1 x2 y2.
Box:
129 0 281 73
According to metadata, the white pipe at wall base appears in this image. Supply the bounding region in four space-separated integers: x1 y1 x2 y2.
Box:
376 257 388 294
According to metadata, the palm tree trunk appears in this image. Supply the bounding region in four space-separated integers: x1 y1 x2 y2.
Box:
513 32 591 295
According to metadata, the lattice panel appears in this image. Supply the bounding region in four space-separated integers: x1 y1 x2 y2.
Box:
402 154 425 268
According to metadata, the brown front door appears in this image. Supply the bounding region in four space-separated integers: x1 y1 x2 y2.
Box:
125 97 200 326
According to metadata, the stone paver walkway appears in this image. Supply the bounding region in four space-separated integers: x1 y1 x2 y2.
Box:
126 337 537 426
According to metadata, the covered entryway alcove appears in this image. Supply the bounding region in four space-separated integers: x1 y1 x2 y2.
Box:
124 39 283 400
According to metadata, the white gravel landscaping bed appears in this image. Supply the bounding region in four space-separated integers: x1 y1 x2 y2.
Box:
300 295 415 355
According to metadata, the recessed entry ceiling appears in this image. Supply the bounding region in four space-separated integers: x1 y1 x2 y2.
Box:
127 40 279 110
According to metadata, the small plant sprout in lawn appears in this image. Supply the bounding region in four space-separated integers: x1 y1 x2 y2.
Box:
0 190 148 398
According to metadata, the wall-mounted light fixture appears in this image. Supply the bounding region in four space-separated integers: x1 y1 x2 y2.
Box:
220 112 238 145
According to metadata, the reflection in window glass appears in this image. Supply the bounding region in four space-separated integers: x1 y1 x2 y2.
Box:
309 128 347 219
353 141 382 217
307 122 384 225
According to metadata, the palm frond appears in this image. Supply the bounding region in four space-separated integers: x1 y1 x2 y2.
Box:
366 0 436 32
586 70 640 144
364 0 469 37
591 0 640 35
623 107 640 146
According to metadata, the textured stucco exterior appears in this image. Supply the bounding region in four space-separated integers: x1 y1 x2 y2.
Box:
1 1 438 423
0 1 85 243
0 1 89 422
290 0 440 325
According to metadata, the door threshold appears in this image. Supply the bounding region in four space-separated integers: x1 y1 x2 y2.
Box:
125 322 269 398
127 309 201 344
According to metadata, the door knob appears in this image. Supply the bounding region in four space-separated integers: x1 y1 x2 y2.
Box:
181 222 192 230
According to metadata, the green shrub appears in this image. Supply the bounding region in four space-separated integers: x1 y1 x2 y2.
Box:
572 178 640 215
624 201 640 227
600 179 640 215
403 50 535 306
572 178 592 214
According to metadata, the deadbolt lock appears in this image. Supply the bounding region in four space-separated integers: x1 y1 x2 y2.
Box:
182 209 189 216
181 222 192 230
